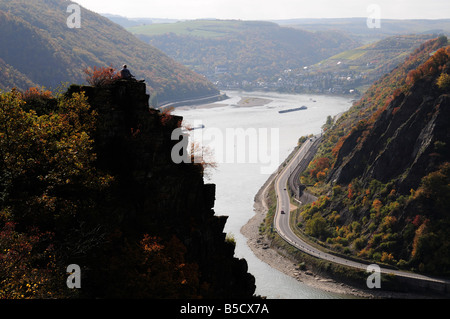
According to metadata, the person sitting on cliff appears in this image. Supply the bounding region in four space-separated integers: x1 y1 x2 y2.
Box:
119 64 134 80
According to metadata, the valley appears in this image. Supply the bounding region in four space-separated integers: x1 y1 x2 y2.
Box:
0 0 449 303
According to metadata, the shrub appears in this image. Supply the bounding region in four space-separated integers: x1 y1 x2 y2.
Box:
397 259 408 269
225 233 236 246
437 72 450 90
332 185 342 198
298 262 306 270
381 252 395 264
22 87 52 100
373 252 382 261
84 66 120 87
21 87 57 115
305 213 328 239
353 237 366 250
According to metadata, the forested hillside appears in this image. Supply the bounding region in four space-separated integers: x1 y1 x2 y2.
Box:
297 36 450 276
0 0 218 105
129 19 360 90
290 34 438 94
279 18 450 44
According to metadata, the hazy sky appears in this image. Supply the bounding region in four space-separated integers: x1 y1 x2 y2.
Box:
74 0 450 20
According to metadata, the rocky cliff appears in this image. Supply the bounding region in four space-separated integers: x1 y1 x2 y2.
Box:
296 44 450 276
65 80 256 298
330 75 450 194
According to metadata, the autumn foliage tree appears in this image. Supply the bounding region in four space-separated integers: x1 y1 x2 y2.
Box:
0 83 221 298
304 157 331 185
0 88 113 298
83 66 120 87
0 216 58 299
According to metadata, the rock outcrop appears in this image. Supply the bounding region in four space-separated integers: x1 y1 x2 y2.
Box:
329 75 450 194
66 80 256 298
298 44 450 276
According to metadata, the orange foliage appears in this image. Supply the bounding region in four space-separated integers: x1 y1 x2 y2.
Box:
412 221 428 258
22 87 53 100
332 136 345 158
372 199 383 213
0 218 57 299
160 106 175 126
381 252 395 263
141 234 164 253
83 65 120 87
407 47 450 85
347 183 354 199
309 157 331 180
412 215 424 227
138 235 201 298
391 106 400 115
316 171 327 181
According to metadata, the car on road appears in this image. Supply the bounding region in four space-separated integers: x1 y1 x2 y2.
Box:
281 210 285 214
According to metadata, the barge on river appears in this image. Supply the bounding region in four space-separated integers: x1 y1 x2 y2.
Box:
278 105 307 114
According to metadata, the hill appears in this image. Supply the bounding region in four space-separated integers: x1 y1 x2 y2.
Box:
276 18 450 44
127 19 361 90
101 14 178 27
0 57 38 92
285 34 438 95
0 0 218 105
296 36 450 276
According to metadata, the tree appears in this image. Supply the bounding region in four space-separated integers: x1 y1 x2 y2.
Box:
83 66 120 87
0 89 113 298
372 199 383 214
437 72 450 90
305 213 328 239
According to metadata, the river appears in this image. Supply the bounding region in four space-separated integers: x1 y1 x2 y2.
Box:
173 90 353 299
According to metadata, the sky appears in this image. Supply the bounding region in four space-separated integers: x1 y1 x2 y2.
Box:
73 0 450 20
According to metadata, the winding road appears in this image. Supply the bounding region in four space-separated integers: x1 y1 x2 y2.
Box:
272 136 450 287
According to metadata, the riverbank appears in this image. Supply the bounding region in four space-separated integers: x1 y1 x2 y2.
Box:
240 174 371 298
157 93 227 110
241 172 437 299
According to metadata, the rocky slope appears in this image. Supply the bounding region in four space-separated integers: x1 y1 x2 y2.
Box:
330 75 450 193
297 39 450 276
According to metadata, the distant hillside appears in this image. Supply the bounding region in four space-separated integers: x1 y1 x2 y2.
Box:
101 14 178 27
0 56 37 92
0 0 218 105
297 36 450 276
276 18 450 44
286 34 438 95
127 19 360 90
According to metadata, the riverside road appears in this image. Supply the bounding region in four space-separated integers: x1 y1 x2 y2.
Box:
272 136 450 289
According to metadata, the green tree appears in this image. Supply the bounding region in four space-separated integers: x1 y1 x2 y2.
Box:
305 213 328 239
437 72 450 90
